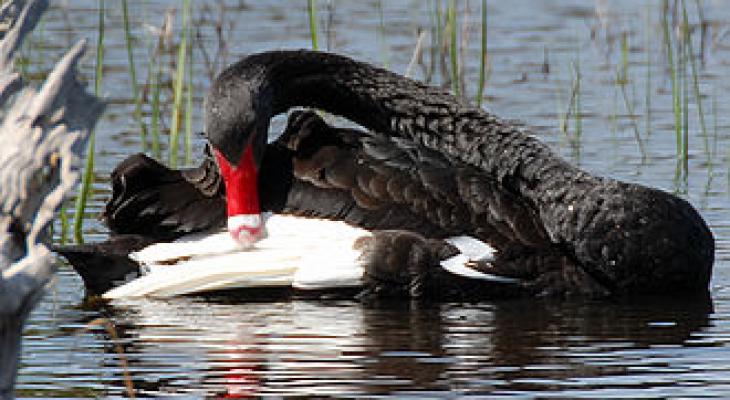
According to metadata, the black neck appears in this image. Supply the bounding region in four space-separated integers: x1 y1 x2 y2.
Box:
225 50 578 205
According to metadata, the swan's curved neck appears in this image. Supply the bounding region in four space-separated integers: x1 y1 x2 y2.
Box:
265 52 396 133
222 50 578 205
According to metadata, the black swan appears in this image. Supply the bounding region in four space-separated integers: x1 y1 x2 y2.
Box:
58 111 514 298
57 50 714 299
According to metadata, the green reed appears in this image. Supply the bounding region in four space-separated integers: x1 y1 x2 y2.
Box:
555 74 567 134
559 60 581 147
475 0 487 107
73 0 105 243
618 74 647 160
308 0 318 50
185 36 194 164
662 0 683 163
610 85 618 138
433 0 442 82
702 90 717 187
150 59 162 159
122 0 147 153
147 8 171 160
710 92 719 176
683 2 708 155
617 32 629 85
59 203 69 245
447 0 459 97
713 92 718 155
557 77 571 137
645 8 652 137
615 32 647 159
435 1 443 53
169 0 190 168
681 5 689 173
376 0 390 68
573 59 582 141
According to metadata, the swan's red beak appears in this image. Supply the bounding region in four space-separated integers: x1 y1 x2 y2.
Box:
214 147 266 248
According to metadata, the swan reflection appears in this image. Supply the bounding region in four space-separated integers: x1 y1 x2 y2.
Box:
93 295 712 397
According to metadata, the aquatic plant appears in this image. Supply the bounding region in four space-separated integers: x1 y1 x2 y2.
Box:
147 10 173 160
169 0 191 168
683 2 708 155
573 59 582 144
376 0 390 68
447 0 459 97
122 0 147 153
149 60 162 159
662 0 683 168
644 7 652 137
615 31 647 160
185 35 194 164
73 0 105 243
475 0 488 107
308 0 318 50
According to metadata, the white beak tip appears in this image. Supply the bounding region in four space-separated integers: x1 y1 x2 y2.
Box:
228 214 267 248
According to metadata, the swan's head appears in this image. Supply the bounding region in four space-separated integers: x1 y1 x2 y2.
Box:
205 69 272 248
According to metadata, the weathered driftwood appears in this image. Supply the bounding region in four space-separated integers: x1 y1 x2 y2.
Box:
0 0 104 397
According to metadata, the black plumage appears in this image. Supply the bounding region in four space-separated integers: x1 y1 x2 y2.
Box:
204 50 713 296
57 50 714 299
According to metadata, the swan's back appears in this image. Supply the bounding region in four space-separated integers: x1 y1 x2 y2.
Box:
228 50 713 296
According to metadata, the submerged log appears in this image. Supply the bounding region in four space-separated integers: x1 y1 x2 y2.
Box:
0 0 104 397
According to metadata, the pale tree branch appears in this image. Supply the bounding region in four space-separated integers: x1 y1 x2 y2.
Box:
0 0 104 397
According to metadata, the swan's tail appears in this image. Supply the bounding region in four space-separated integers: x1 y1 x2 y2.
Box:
53 235 156 295
57 149 226 296
102 150 226 237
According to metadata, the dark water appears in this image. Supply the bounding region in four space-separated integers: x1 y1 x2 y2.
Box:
15 0 730 397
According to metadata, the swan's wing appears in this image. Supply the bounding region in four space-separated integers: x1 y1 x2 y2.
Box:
101 110 550 255
279 111 552 252
103 152 226 237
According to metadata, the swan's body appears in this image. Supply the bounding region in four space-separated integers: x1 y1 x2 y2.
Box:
56 50 714 300
68 214 505 299
203 50 713 296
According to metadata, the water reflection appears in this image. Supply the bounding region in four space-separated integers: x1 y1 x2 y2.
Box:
14 0 730 396
83 294 713 397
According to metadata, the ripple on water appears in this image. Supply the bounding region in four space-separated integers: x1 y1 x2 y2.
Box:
15 0 730 397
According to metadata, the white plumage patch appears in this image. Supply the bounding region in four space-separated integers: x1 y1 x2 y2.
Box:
105 214 370 299
439 235 517 283
103 214 514 299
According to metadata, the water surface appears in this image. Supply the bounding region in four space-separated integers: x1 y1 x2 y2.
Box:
15 0 730 397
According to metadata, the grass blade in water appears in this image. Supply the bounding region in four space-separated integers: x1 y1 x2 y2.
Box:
662 0 682 161
476 0 487 107
308 0 318 50
169 0 190 168
185 34 194 164
573 60 582 142
150 58 162 159
122 0 147 153
682 2 708 155
376 0 389 68
59 203 68 245
73 0 104 243
448 0 459 97
644 6 652 137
